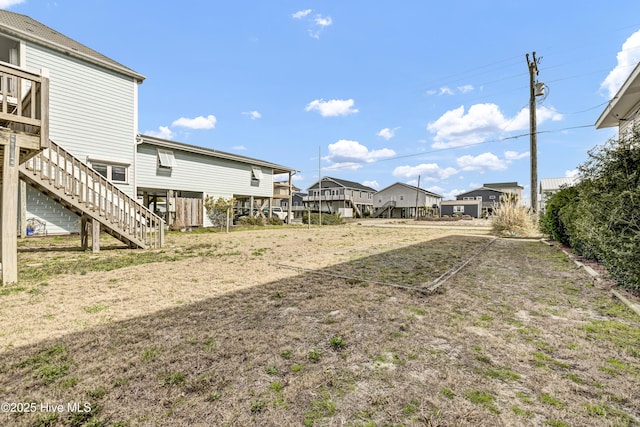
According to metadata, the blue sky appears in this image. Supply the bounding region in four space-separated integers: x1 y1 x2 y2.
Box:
4 1 640 202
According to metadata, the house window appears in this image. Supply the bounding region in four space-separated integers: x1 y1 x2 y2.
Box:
476 196 483 201
489 195 496 200
157 149 176 169
91 162 129 183
400 195 404 201
463 197 474 200
453 206 465 213
251 166 263 181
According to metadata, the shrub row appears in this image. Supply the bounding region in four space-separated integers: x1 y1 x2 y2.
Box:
541 129 640 291
302 213 344 225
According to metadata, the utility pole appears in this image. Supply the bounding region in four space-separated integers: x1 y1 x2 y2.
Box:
318 146 322 227
414 175 421 219
526 52 542 214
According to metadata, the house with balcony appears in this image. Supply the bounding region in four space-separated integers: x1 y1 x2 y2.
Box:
482 182 524 205
372 182 442 218
136 135 296 228
0 10 297 283
453 186 505 217
303 177 376 218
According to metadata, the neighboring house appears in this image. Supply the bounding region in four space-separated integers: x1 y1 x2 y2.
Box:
0 10 145 235
303 177 376 218
440 200 483 218
0 10 296 239
372 182 442 218
482 182 524 205
455 187 505 216
539 176 579 214
281 192 308 220
596 61 640 134
273 181 300 207
136 135 297 228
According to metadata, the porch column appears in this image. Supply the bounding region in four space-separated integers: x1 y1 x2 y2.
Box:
81 215 89 250
1 137 20 284
19 180 26 238
92 219 100 253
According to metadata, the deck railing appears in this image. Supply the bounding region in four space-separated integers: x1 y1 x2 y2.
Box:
22 140 164 248
0 63 49 150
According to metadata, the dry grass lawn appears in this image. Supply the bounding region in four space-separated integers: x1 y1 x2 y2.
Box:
0 222 639 426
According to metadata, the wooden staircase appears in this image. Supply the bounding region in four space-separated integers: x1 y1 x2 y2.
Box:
371 200 396 218
19 139 164 249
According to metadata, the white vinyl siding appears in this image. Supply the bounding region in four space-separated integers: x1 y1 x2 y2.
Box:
373 183 442 209
137 144 275 198
24 42 137 197
26 185 79 235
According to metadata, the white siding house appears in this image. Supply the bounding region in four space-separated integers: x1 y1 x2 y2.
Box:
0 10 143 234
373 182 442 218
137 136 297 228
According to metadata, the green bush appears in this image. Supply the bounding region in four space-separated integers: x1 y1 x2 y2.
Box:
267 216 283 226
236 216 264 226
542 127 640 290
302 213 344 225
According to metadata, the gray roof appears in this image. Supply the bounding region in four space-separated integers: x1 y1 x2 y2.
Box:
483 181 523 190
376 181 443 198
0 10 145 82
540 177 579 193
456 186 504 197
138 134 298 174
307 176 377 192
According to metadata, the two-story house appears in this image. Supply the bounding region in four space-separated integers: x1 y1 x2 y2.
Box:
303 177 376 218
372 182 442 218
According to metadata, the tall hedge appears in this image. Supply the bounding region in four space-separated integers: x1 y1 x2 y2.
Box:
541 127 640 291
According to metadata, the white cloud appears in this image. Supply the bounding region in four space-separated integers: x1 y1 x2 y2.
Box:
456 152 507 173
172 115 217 130
428 103 563 149
325 140 395 169
242 111 262 120
600 29 640 99
0 0 24 7
145 126 174 140
377 127 397 140
392 163 458 182
315 15 332 27
232 145 247 151
504 150 529 161
565 168 579 178
426 85 474 96
305 99 358 117
292 9 312 19
362 180 380 190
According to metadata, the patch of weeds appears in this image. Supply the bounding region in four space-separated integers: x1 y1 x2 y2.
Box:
87 386 107 399
402 399 420 415
407 306 426 316
84 303 109 314
32 412 59 426
483 366 521 381
516 391 533 404
0 284 26 296
141 347 160 362
583 320 640 357
533 352 570 369
465 390 500 414
272 291 285 299
304 389 336 426
251 247 268 256
59 376 78 389
511 405 533 418
66 403 100 426
599 357 636 377
538 393 564 408
291 364 302 372
475 354 492 364
280 349 293 359
329 335 347 351
36 363 70 384
265 366 279 375
203 338 216 351
544 420 569 427
566 373 583 384
250 400 266 414
269 381 284 393
160 372 186 387
205 392 221 402
440 387 455 399
308 349 322 363
584 402 633 422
